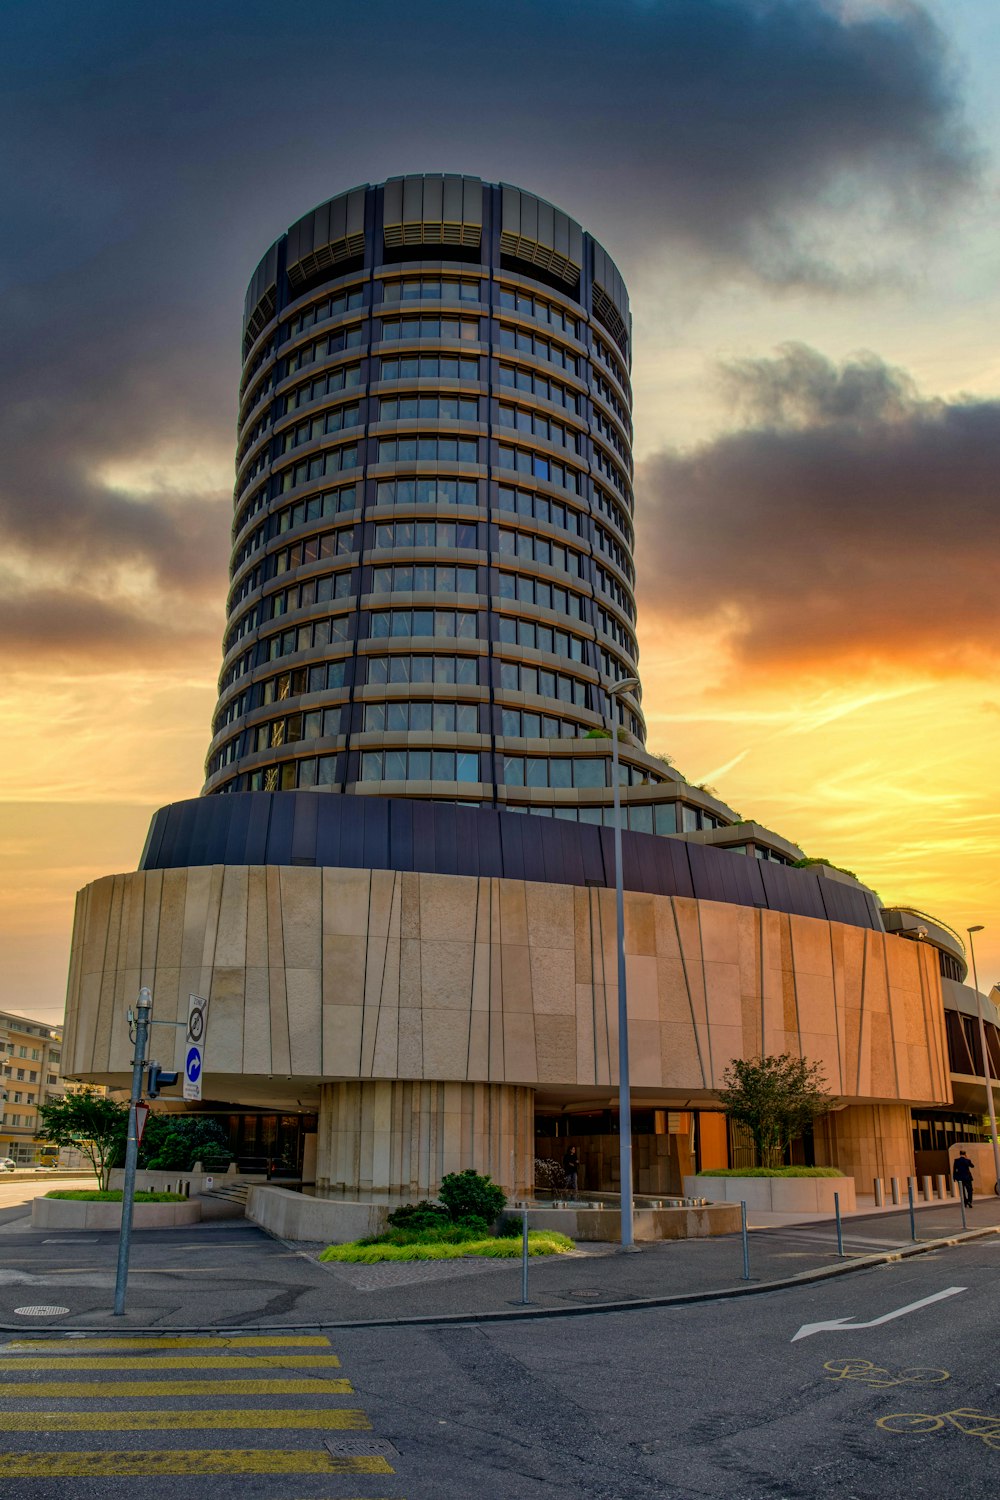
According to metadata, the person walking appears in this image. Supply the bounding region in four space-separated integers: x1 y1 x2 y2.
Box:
953 1150 974 1208
562 1145 579 1194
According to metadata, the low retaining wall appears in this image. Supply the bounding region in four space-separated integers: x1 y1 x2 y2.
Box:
108 1168 267 1196
32 1197 202 1230
247 1186 390 1244
684 1175 857 1213
506 1204 742 1242
246 1186 742 1245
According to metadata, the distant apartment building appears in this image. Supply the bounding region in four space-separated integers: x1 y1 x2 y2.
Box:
0 1011 64 1164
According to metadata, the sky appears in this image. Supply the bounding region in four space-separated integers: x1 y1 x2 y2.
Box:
1 0 998 1023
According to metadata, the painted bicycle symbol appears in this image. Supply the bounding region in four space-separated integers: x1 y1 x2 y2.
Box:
877 1408 1000 1451
824 1360 950 1389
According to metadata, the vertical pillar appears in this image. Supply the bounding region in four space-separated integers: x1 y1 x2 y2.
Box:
316 1080 534 1197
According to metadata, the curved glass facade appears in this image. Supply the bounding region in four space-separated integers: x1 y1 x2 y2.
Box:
203 175 727 837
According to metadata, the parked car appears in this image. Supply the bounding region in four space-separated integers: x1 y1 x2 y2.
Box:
0 1158 16 1172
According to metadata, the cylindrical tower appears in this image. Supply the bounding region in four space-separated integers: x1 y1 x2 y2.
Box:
204 174 676 825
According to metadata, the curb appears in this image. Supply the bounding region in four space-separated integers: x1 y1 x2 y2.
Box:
3 1223 998 1338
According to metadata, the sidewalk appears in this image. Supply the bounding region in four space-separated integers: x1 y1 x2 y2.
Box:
1 1193 998 1332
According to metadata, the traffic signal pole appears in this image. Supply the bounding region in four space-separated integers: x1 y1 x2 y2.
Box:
113 987 153 1317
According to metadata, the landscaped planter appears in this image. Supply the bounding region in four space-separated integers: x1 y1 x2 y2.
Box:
32 1198 202 1231
683 1175 856 1214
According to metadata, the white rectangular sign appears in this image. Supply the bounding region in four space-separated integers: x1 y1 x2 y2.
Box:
182 994 208 1100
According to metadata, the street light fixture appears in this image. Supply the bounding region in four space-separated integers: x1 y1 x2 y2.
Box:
608 675 641 1250
967 926 1000 1197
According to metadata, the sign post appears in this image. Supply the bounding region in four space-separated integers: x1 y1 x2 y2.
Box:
113 987 153 1317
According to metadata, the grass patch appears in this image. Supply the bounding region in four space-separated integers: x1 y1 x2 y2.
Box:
45 1189 188 1202
697 1167 844 1178
319 1230 575 1263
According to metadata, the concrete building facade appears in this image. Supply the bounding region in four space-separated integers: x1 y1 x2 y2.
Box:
0 1011 64 1164
61 176 998 1199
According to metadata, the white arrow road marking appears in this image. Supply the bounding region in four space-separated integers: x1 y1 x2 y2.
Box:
791 1286 967 1342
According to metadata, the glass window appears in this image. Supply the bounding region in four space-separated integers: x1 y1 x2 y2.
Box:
361 752 382 782
504 756 524 786
408 749 431 780
456 753 479 782
654 804 677 836
682 805 700 832
573 760 605 788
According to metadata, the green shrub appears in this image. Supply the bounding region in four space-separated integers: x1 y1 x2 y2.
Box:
319 1230 574 1263
46 1189 187 1202
386 1200 451 1231
697 1167 844 1178
438 1169 506 1227
495 1215 525 1238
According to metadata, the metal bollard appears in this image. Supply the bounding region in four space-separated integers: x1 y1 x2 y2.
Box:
834 1192 845 1257
890 1176 901 1205
922 1175 933 1204
741 1200 750 1280
907 1179 917 1242
873 1177 883 1207
520 1206 530 1305
959 1188 967 1230
908 1174 919 1206
935 1174 947 1201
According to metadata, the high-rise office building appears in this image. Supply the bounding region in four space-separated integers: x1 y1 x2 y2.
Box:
203 175 713 841
65 177 991 1215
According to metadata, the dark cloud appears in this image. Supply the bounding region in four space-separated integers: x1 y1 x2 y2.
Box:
636 345 1000 677
0 585 218 668
0 1 980 665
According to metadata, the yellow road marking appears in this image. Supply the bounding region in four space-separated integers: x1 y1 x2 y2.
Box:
0 1377 354 1398
0 1408 372 1431
0 1450 394 1477
4 1335 332 1352
0 1354 342 1370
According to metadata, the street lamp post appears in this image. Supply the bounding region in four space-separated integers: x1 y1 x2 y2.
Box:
608 675 640 1250
967 926 1000 1197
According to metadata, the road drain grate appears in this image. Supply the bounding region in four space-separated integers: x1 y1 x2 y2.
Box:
324 1437 400 1459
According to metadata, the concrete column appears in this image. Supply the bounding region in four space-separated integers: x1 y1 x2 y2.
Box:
315 1080 534 1197
826 1103 915 1193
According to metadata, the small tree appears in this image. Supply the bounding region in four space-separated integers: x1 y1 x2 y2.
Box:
35 1088 129 1189
139 1115 234 1172
438 1169 507 1228
717 1054 833 1169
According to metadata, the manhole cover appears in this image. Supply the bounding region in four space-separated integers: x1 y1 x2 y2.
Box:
565 1289 604 1300
323 1437 399 1459
13 1306 70 1317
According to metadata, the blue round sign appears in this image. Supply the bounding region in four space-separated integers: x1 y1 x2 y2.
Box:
185 1046 202 1083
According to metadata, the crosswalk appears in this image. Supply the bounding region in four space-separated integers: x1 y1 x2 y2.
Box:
0 1330 404 1492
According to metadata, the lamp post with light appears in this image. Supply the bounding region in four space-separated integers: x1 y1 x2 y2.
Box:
608 675 641 1250
967 925 1000 1197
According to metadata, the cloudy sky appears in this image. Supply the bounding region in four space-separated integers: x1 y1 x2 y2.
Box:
2 0 998 1022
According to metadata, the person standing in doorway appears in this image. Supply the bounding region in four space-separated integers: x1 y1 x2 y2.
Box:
562 1145 579 1194
953 1150 974 1208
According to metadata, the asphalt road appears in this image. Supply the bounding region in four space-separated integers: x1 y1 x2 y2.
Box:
0 1237 996 1497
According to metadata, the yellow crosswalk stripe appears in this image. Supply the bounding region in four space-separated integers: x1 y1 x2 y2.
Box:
3 1334 332 1352
0 1408 372 1431
0 1377 354 1398
0 1450 395 1477
0 1354 342 1370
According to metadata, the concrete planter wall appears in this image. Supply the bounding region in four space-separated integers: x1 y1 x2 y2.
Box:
246 1186 743 1245
684 1175 856 1213
32 1197 202 1231
247 1186 390 1244
506 1204 742 1242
